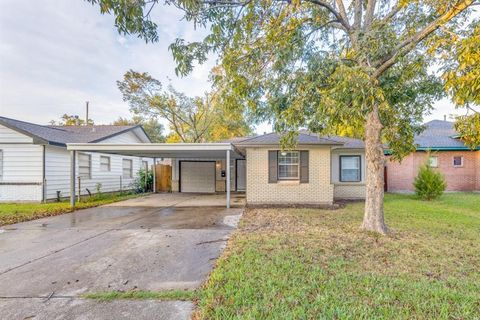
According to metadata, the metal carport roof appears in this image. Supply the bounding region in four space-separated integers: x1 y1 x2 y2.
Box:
66 143 244 209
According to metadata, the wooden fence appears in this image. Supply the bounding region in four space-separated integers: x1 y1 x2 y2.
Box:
155 164 172 192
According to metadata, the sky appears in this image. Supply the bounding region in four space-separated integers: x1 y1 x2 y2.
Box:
0 0 463 134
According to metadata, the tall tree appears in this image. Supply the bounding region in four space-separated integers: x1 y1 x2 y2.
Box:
112 116 166 142
88 0 478 234
117 70 252 142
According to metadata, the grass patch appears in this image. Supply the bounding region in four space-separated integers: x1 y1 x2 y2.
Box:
83 289 197 301
0 192 144 226
194 193 480 319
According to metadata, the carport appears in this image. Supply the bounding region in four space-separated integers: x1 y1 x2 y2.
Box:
66 143 245 208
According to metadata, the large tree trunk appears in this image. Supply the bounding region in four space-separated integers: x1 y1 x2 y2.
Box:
362 107 388 234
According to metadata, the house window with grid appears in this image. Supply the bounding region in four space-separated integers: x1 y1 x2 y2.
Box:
78 153 91 179
122 159 133 179
453 156 463 167
340 155 361 182
277 151 299 180
100 156 111 172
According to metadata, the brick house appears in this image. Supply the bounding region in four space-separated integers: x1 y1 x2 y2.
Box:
386 120 480 192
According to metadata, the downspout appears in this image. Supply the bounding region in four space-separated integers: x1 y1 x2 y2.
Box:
42 144 46 203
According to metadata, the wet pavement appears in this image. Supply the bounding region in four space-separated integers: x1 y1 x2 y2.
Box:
0 193 244 319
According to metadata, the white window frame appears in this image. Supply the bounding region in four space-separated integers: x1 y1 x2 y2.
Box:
122 159 133 179
78 153 92 179
142 160 149 171
429 156 438 168
453 156 464 167
0 150 3 181
100 156 111 172
339 155 361 182
277 151 300 180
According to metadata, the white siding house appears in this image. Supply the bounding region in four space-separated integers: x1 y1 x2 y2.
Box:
0 117 152 202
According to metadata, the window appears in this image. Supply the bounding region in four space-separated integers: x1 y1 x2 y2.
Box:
78 153 91 179
142 160 149 171
122 159 133 179
429 156 438 168
0 150 3 181
453 156 463 167
340 155 361 182
100 156 111 172
277 151 299 180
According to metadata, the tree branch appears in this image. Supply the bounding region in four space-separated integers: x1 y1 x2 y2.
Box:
335 0 349 27
304 0 350 31
372 0 475 79
364 0 377 30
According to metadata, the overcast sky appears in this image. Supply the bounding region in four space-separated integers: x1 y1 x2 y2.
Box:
0 0 460 134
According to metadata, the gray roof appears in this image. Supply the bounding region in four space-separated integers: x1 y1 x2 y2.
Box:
234 132 350 146
327 135 365 149
0 116 146 147
414 120 468 149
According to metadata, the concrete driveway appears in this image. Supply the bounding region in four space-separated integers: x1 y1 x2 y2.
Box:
0 193 245 320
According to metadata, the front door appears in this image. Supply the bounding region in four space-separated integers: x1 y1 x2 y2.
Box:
236 159 246 192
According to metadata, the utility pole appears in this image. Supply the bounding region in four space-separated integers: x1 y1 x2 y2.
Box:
86 101 89 125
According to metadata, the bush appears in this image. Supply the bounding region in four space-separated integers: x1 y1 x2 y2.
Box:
134 168 154 193
413 162 446 200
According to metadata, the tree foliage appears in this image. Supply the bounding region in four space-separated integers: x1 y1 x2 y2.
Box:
50 114 94 126
440 21 480 149
112 115 166 142
117 70 253 142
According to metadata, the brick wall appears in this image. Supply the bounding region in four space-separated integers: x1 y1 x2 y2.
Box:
334 184 366 199
387 151 480 192
246 147 334 205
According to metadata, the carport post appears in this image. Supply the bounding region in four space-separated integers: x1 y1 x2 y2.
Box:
153 157 157 193
226 150 230 208
70 150 76 209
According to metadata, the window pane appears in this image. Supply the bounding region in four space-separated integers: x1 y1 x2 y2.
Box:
78 153 91 179
340 156 360 182
278 152 299 164
453 156 463 166
278 151 299 179
122 159 132 178
100 156 110 172
278 164 299 178
341 156 359 169
429 156 438 167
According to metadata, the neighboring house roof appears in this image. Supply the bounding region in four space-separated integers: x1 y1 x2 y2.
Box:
233 131 357 147
0 116 150 147
414 120 472 150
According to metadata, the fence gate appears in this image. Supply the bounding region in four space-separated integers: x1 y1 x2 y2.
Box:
155 164 172 192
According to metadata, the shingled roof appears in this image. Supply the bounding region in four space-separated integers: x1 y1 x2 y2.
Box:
414 120 470 150
0 116 148 147
234 131 344 146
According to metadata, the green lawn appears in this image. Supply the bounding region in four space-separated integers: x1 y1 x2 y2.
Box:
0 192 143 226
83 289 196 301
195 193 480 319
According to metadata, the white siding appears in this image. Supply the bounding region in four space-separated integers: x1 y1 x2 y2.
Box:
100 130 142 143
0 125 43 201
0 124 34 143
45 146 150 199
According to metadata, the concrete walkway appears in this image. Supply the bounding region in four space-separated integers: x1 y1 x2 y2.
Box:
0 193 244 319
